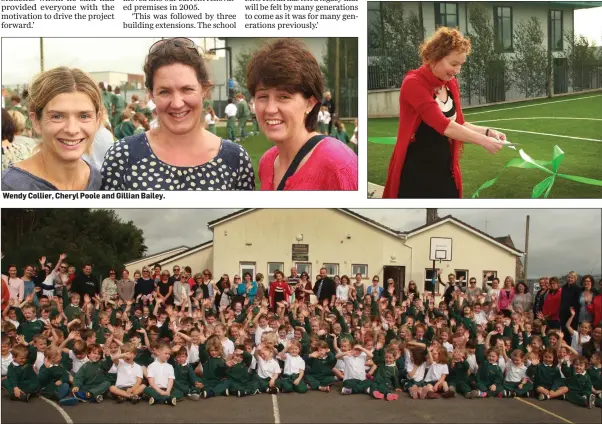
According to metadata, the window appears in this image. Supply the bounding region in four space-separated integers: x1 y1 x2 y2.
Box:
323 263 339 278
550 10 563 51
239 262 256 281
267 262 284 282
295 262 311 277
483 270 498 289
351 264 368 279
494 6 513 52
425 269 437 293
455 269 469 287
435 2 459 28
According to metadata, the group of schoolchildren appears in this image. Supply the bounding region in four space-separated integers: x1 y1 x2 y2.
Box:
1 278 601 410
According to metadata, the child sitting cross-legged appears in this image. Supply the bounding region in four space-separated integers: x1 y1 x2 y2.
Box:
108 343 146 404
38 345 78 406
423 345 452 399
198 335 230 398
226 345 259 397
502 349 533 398
305 340 337 392
144 341 183 406
277 340 308 394
71 344 111 403
587 352 601 404
471 348 504 398
171 346 203 401
527 348 569 401
2 344 40 402
338 342 373 396
254 343 282 394
562 356 597 409
370 342 403 401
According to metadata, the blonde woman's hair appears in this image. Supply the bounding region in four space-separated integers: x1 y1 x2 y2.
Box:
28 67 102 155
6 109 25 134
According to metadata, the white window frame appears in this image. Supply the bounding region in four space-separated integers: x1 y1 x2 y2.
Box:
239 262 256 281
483 270 498 289
267 262 284 282
295 262 312 278
323 263 339 278
351 264 368 279
425 268 437 293
455 269 469 287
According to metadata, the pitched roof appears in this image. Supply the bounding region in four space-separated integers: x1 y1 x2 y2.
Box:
406 215 523 256
155 240 214 266
124 245 189 266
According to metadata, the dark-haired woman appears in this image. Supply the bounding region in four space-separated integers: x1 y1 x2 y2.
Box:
101 38 254 191
295 272 313 304
247 38 357 191
511 282 532 315
269 270 291 312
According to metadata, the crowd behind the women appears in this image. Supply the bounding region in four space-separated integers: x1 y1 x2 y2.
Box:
1 255 600 409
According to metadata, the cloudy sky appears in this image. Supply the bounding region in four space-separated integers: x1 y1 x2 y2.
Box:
2 7 602 84
114 209 601 278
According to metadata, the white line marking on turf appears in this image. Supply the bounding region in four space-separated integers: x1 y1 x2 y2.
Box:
472 117 602 124
490 127 602 142
464 94 602 116
272 394 281 424
39 396 74 424
514 398 574 424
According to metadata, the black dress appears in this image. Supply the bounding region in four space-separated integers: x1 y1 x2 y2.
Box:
398 88 459 198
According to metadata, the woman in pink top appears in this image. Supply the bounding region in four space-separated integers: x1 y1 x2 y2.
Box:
1 264 24 302
497 276 515 316
246 39 358 191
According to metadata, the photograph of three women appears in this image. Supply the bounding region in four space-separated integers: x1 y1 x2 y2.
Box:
1 37 359 191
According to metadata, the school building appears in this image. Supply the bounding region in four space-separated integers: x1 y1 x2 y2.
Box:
124 209 523 295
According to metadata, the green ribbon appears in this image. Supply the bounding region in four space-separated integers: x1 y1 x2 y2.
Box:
472 145 602 198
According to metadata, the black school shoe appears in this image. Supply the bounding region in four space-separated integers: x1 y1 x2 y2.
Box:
116 396 125 404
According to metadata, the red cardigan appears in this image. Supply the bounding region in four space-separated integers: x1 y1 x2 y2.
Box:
587 294 602 327
383 64 465 198
269 280 292 308
542 288 562 321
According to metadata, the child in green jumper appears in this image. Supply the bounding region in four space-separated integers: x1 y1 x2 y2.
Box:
305 340 337 392
72 344 111 403
587 352 601 403
448 348 472 398
38 346 78 406
562 356 597 409
527 348 569 401
198 336 230 398
226 345 259 397
3 344 40 402
172 347 203 400
370 344 403 400
471 348 504 398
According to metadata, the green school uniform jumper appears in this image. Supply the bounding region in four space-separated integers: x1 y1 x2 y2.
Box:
172 360 203 396
73 361 111 398
111 94 127 129
38 364 71 401
17 318 44 343
527 363 564 391
475 362 504 397
198 344 229 397
369 349 401 397
448 360 472 395
236 100 251 139
3 363 40 400
562 365 597 407
305 351 337 389
226 352 259 395
279 367 308 394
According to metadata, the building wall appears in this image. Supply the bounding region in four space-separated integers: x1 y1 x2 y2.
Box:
405 221 519 293
160 247 214 276
124 247 189 274
212 209 412 289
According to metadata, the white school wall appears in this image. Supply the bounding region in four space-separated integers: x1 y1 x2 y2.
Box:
405 221 519 293
211 209 411 287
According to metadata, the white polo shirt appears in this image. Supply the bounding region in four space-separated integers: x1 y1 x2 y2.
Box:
425 363 449 382
147 360 175 389
254 326 272 347
34 351 45 374
283 354 305 375
187 344 200 364
69 351 89 373
1 353 13 376
256 357 281 379
222 339 235 357
504 361 527 383
343 353 366 381
115 359 143 388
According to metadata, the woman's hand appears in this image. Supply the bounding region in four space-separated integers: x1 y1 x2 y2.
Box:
480 136 504 154
488 129 506 141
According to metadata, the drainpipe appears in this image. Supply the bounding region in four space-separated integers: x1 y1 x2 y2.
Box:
401 234 413 293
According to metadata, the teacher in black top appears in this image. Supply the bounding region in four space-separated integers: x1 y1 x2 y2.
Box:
71 264 100 301
313 267 336 306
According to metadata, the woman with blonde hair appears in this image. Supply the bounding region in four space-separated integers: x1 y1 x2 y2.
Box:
384 27 504 198
2 67 103 190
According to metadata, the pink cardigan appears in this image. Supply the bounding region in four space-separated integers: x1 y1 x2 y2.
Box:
498 288 515 310
258 137 358 191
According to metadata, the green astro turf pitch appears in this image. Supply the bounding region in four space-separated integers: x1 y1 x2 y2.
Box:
368 92 602 198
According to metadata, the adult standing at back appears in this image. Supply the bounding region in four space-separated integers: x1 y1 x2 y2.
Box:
532 277 549 318
313 267 336 306
71 264 100 302
560 271 582 341
322 91 336 136
100 37 255 191
366 275 383 301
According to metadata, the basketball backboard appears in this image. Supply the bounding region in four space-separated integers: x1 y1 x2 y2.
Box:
430 237 452 261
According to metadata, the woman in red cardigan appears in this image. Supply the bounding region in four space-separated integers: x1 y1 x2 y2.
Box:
383 27 505 198
542 277 563 329
269 270 291 312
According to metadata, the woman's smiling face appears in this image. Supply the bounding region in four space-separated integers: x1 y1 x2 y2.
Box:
32 92 99 162
431 51 466 81
254 86 316 144
151 63 205 135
